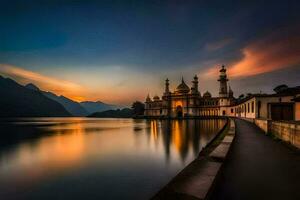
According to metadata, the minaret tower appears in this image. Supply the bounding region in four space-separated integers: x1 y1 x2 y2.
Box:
164 78 170 96
218 65 229 98
191 75 200 95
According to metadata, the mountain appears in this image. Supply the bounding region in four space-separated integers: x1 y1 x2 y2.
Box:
88 108 133 118
42 92 88 116
25 83 88 116
80 101 121 115
25 83 40 91
0 76 71 117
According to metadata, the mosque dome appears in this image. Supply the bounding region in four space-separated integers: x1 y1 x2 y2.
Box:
153 95 160 101
203 91 212 98
175 78 190 94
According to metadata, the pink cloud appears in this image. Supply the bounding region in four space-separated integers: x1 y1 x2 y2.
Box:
202 27 300 79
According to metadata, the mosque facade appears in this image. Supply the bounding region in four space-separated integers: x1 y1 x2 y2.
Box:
144 65 235 118
144 65 300 121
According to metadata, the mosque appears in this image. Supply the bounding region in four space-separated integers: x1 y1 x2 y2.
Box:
144 65 235 118
144 65 300 121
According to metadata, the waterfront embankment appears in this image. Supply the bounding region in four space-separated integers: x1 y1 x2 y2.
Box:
152 118 236 200
239 117 300 149
210 118 300 200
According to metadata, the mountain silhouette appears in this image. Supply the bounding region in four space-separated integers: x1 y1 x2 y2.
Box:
24 83 121 116
41 91 88 116
0 76 71 117
80 101 121 115
25 83 90 116
25 83 40 91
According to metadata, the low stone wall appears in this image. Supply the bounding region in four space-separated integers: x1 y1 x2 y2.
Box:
254 119 270 133
250 118 300 149
270 121 300 149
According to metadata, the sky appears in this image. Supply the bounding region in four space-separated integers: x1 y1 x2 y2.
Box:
0 0 299 105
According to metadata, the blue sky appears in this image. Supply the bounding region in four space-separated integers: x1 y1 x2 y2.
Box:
0 0 299 105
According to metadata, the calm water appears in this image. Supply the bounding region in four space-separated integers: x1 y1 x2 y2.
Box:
0 118 226 200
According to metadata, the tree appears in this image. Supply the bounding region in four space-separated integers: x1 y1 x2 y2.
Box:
131 101 145 116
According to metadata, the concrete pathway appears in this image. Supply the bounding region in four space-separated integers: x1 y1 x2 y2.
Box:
210 119 300 200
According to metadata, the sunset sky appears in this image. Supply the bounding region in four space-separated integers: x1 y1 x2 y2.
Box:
0 0 299 105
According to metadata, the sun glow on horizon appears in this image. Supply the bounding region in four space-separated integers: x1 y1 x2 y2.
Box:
0 64 146 105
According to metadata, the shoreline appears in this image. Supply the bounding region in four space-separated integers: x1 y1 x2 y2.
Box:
151 117 235 200
134 116 228 120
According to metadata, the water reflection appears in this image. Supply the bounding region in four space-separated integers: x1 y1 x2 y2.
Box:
0 118 225 200
144 119 226 162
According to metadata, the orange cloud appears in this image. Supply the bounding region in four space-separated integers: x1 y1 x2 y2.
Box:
0 64 86 102
228 34 300 78
202 28 300 79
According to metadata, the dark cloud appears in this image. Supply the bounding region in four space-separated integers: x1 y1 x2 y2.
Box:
0 0 299 104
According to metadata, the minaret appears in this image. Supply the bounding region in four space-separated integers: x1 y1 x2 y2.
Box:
164 78 170 96
146 94 151 102
218 65 229 98
191 75 199 95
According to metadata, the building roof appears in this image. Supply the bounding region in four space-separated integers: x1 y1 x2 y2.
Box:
234 90 300 105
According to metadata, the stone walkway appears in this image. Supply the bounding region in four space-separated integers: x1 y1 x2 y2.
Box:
210 119 300 200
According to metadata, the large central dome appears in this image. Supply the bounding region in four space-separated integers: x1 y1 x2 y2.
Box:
175 78 190 94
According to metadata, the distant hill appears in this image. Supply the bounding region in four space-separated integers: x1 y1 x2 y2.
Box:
26 83 88 116
25 83 121 117
0 76 71 117
25 83 40 91
80 101 121 115
42 91 88 116
88 108 133 118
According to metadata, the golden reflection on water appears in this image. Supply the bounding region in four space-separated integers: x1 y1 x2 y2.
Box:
145 119 226 162
0 118 226 191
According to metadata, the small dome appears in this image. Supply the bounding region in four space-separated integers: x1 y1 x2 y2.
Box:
153 95 160 101
175 78 190 94
203 91 212 98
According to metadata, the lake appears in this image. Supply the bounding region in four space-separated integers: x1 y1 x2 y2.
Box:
0 118 226 200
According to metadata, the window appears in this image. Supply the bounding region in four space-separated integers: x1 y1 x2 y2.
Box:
252 102 254 113
231 108 233 113
248 103 250 113
258 101 261 118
